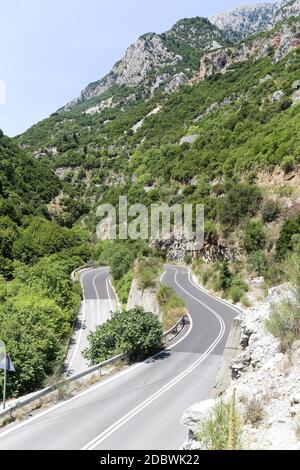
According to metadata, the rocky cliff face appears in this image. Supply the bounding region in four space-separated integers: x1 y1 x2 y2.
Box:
61 18 227 112
182 285 300 450
196 17 300 81
81 34 181 100
273 0 300 23
210 1 288 41
60 1 300 114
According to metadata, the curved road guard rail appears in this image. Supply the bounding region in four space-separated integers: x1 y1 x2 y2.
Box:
70 263 99 282
162 316 187 345
0 353 126 420
0 316 186 421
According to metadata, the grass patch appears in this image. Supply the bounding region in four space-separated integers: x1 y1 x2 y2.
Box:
266 253 300 352
157 285 186 330
244 398 265 427
196 391 242 450
136 257 163 290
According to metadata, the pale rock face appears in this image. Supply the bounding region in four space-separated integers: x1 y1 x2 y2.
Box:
164 72 188 94
81 34 180 102
182 284 300 450
181 399 216 429
198 19 300 81
273 0 300 24
210 1 289 41
60 1 300 114
179 134 199 146
84 97 114 115
273 90 285 102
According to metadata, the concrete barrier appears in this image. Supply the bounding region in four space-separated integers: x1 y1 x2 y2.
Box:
213 318 242 397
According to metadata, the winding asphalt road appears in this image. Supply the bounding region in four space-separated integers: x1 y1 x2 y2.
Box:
0 265 238 450
65 267 118 375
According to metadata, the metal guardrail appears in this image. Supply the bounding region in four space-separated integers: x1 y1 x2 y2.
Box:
0 353 126 419
0 317 188 420
70 262 99 282
162 316 187 345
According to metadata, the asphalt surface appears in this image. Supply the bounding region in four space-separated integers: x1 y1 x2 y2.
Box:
0 265 238 450
65 267 118 375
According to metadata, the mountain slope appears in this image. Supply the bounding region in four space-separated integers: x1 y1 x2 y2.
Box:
15 3 300 271
209 0 287 41
60 17 229 113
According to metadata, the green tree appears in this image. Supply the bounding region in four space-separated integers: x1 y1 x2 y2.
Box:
84 307 163 364
244 221 266 253
218 261 232 291
0 293 69 396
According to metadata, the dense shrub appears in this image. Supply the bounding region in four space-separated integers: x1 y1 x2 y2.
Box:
157 285 186 330
281 156 295 174
247 251 268 276
136 257 162 290
262 200 280 223
217 261 233 291
228 286 243 304
266 254 300 352
244 221 266 253
276 214 300 260
196 392 242 450
84 307 163 364
217 184 262 227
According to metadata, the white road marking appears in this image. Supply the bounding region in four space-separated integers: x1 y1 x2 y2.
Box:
0 268 193 442
106 275 114 312
82 267 225 450
187 268 241 316
108 277 121 310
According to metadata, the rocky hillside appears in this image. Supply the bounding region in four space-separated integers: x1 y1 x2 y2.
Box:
61 17 228 113
182 283 300 450
210 0 287 41
59 1 300 115
15 1 300 282
196 15 300 81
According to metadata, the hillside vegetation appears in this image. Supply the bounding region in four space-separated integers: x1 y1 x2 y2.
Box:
2 3 300 398
0 135 91 397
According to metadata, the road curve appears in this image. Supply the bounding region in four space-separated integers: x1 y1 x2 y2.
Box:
65 267 118 375
0 265 238 450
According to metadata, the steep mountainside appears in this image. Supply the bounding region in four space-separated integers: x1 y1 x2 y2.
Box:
0 132 60 222
5 0 300 402
210 0 287 40
61 18 229 114
15 2 300 276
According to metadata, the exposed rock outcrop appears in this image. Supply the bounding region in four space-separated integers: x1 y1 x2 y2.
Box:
181 284 300 450
209 1 297 41
59 18 228 113
197 18 300 81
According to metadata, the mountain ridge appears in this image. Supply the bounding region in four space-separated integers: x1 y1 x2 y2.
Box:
57 0 300 116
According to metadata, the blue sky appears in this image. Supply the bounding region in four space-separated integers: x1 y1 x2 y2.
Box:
0 0 274 136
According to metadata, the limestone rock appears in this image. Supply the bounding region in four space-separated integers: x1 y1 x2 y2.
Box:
181 282 300 450
181 399 216 432
179 134 199 146
273 90 285 102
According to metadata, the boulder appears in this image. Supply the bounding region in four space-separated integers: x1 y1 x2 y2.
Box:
179 134 199 146
181 399 216 432
292 80 300 90
272 90 285 102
